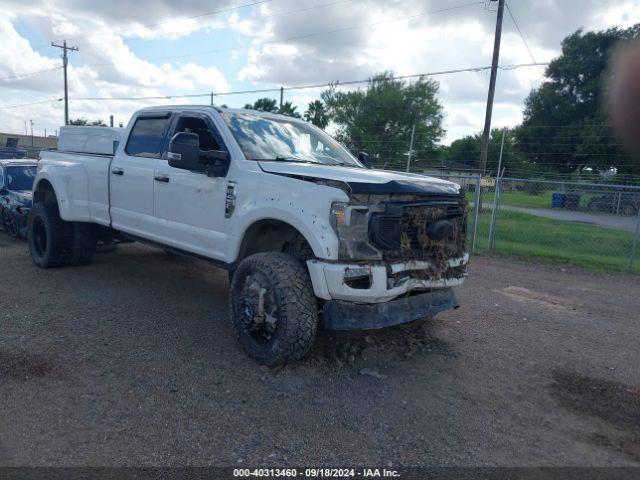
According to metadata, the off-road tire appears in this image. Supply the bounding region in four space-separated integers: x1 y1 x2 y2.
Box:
230 252 318 366
28 202 74 268
69 222 97 265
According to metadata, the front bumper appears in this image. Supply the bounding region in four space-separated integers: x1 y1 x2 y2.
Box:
323 288 459 330
306 254 469 304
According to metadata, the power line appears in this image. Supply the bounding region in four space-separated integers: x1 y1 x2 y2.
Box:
0 98 62 110
505 2 539 70
0 62 549 110
67 62 546 103
0 67 62 83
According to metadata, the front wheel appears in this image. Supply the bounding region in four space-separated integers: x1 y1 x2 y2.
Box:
230 252 318 366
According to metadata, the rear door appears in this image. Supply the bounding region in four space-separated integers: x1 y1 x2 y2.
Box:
109 113 171 239
152 112 230 259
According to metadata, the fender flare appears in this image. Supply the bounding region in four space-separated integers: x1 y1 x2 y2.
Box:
32 174 73 221
233 212 337 262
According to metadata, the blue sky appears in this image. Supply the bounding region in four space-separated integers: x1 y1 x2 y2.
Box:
0 0 638 143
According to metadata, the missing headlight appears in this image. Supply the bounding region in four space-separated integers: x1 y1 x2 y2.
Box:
330 203 382 261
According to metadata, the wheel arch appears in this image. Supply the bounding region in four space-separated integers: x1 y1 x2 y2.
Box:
32 176 76 222
33 178 58 205
236 218 317 264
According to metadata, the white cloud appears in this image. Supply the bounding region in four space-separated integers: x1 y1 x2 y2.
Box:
0 0 638 142
0 5 231 134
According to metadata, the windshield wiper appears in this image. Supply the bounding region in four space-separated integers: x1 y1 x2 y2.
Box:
256 156 361 168
256 156 318 164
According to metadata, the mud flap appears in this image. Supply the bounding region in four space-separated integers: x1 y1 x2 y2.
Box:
322 288 459 331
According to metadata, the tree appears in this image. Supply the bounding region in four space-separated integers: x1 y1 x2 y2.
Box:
278 101 301 118
244 98 278 112
304 100 330 129
516 24 640 177
444 128 531 176
68 118 107 126
321 72 443 168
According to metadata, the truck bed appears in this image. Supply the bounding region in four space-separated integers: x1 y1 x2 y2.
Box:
38 150 114 227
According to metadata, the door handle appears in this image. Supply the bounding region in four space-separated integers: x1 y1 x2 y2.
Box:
154 175 170 183
111 168 124 176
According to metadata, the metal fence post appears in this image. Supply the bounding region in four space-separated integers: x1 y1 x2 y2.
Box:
488 176 503 250
487 130 506 250
471 174 481 253
630 207 640 272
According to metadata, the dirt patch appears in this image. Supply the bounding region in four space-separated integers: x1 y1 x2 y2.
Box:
304 319 454 370
0 350 57 380
496 286 579 311
550 370 640 461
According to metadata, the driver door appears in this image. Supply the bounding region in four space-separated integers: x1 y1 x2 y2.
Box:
153 113 230 260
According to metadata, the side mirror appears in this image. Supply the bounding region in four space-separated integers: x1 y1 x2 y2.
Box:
358 151 372 169
168 132 201 171
168 132 230 176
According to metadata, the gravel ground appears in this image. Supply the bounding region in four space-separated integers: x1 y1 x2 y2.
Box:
1 233 640 467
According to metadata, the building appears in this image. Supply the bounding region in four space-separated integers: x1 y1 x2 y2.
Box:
0 132 58 150
419 162 481 190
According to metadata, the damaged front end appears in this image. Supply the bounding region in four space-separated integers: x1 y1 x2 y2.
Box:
325 191 468 287
1 193 31 238
307 188 469 330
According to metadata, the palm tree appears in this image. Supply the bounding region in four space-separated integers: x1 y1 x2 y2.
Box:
278 101 301 118
246 98 278 112
304 100 329 129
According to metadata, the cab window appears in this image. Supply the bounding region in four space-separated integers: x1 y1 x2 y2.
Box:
125 116 170 158
173 116 222 151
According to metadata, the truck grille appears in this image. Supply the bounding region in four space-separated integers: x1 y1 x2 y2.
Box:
369 197 467 261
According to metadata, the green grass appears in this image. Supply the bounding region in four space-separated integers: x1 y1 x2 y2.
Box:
465 189 618 212
468 209 639 274
466 190 554 209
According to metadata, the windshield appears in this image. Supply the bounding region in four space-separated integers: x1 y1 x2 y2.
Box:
221 111 363 167
6 165 37 191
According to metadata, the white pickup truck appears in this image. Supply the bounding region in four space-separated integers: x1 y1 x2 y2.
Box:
30 106 468 365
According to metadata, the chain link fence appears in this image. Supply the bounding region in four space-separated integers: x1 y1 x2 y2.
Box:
3 144 639 273
429 172 640 273
0 145 41 160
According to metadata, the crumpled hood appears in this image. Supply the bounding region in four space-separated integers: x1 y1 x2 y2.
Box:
258 161 460 195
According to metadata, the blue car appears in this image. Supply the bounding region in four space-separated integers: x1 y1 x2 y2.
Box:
0 159 37 238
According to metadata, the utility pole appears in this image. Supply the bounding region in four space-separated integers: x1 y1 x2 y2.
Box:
30 120 34 147
279 87 284 109
51 40 79 126
109 115 114 127
478 0 505 176
406 124 416 173
210 92 214 106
